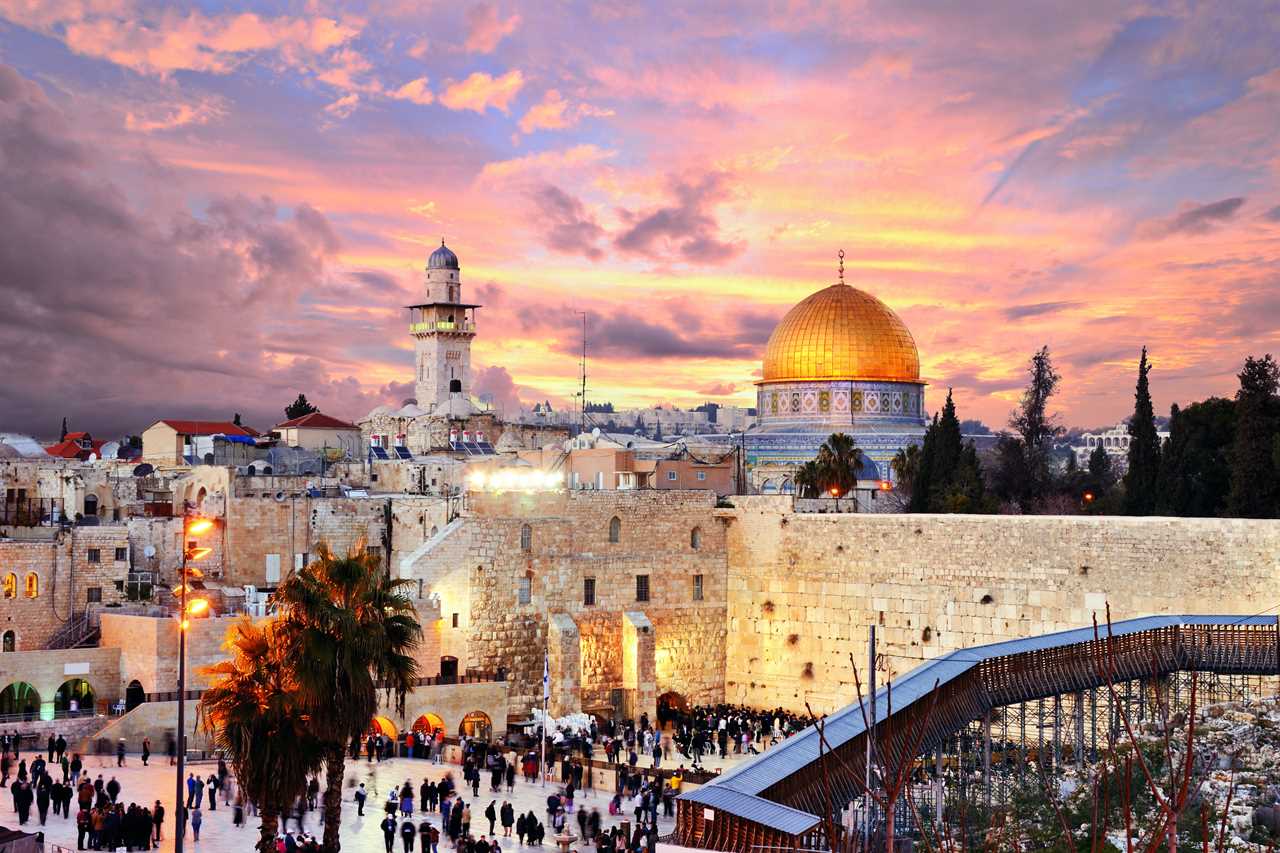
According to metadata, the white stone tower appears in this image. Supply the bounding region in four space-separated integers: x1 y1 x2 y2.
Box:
408 241 480 414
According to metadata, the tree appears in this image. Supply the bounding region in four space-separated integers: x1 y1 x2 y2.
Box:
200 619 323 853
275 544 422 853
792 434 866 498
1156 399 1235 517
1226 354 1280 518
285 394 318 420
233 412 242 426
1122 348 1162 515
1087 445 1113 494
908 390 982 512
997 347 1064 508
889 444 921 508
793 460 824 499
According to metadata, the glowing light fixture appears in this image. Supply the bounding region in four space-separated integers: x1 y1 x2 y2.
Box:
186 518 214 536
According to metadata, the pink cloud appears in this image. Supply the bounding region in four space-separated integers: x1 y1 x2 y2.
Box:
463 4 520 54
439 69 524 113
390 77 434 105
518 89 613 134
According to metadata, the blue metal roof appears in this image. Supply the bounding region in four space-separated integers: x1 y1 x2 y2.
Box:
681 614 1276 830
680 786 821 835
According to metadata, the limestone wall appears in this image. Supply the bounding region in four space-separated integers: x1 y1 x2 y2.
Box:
404 490 729 717
724 497 1280 714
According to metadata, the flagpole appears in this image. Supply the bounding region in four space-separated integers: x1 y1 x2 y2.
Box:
541 648 549 788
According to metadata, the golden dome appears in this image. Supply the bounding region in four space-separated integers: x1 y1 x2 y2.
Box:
761 283 920 383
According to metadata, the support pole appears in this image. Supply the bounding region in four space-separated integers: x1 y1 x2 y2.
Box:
175 538 187 853
982 712 991 809
864 625 876 848
934 744 943 830
1074 691 1084 772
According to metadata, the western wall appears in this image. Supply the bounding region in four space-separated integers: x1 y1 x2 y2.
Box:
723 496 1280 714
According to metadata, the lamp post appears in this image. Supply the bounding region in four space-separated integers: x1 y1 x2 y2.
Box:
830 486 841 512
174 515 212 853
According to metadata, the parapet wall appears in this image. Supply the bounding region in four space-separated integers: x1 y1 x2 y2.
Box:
724 497 1280 714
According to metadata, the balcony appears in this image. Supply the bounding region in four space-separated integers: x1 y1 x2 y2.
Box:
0 498 68 528
410 320 476 334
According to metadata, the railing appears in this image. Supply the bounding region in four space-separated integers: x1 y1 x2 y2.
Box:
45 611 96 650
0 497 67 527
0 708 99 725
410 320 476 334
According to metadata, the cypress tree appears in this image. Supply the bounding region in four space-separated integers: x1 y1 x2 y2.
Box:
1122 348 1161 515
1088 445 1113 494
1226 354 1280 517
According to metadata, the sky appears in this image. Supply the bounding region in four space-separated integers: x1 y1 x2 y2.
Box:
1 0 1279 439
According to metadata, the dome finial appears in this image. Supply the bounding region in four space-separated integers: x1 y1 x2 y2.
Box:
837 248 845 285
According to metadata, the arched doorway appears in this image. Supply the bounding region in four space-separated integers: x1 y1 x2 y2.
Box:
439 656 458 683
83 494 99 516
657 691 689 728
55 678 95 715
369 716 397 738
125 680 146 711
411 712 446 738
1 631 13 652
0 683 41 720
458 710 492 740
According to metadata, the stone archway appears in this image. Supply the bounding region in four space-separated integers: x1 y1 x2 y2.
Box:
125 680 146 711
369 716 398 738
657 691 689 728
458 710 492 740
55 678 95 715
411 712 446 738
0 682 40 720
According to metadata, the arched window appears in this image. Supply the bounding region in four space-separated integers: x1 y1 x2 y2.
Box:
520 523 532 552
690 527 702 550
449 379 462 393
24 573 38 598
608 516 621 543
83 494 98 516
1 632 13 653
2 574 15 599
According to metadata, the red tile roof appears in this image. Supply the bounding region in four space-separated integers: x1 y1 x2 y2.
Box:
45 434 106 459
154 420 258 437
274 412 361 430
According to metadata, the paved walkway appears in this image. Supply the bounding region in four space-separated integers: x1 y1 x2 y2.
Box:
0 747 767 853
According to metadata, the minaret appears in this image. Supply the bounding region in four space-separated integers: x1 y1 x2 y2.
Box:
408 241 480 413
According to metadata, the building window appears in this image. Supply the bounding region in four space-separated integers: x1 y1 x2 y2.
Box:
583 577 596 606
635 574 650 603
2 574 15 599
667 471 677 481
452 613 459 629
1 631 12 652
23 573 38 598
87 587 102 604
693 574 704 601
608 516 621 543
690 527 702 550
264 554 282 584
520 523 532 552
114 547 128 562
87 548 101 563
696 471 707 481
517 576 532 605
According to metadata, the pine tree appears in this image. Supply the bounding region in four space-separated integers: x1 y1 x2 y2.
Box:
908 390 987 512
285 394 318 420
1001 346 1063 505
1156 399 1235 517
1122 348 1161 515
1226 354 1280 518
1088 445 1113 494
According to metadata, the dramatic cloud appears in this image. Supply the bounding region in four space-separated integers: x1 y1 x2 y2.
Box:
473 365 523 415
1002 302 1082 320
518 89 613 134
1263 205 1280 222
391 77 435 105
439 69 524 113
463 4 521 54
528 184 604 259
614 172 743 265
1141 197 1247 238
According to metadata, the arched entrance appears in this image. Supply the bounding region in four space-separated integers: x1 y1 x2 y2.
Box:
83 494 99 516
55 678 95 715
369 716 398 738
411 712 446 738
0 683 40 720
458 710 492 740
125 680 146 711
1 631 13 652
658 691 689 728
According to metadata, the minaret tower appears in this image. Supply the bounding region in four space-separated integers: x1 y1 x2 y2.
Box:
408 241 480 414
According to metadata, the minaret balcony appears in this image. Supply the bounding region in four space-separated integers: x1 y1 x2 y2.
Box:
410 319 476 335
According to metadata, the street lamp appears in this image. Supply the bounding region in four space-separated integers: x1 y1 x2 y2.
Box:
829 486 841 512
174 514 211 853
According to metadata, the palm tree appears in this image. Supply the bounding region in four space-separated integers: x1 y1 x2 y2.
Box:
275 543 422 853
816 432 865 496
200 619 322 853
793 460 823 498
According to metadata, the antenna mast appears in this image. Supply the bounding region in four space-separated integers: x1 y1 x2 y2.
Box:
577 311 588 434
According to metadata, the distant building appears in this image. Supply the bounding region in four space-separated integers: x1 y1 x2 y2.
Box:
1071 423 1170 472
271 412 362 453
44 431 105 460
141 420 258 466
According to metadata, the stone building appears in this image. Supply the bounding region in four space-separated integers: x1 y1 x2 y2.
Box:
399 489 729 722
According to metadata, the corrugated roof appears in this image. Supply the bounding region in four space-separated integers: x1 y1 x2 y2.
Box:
680 786 820 835
683 614 1277 830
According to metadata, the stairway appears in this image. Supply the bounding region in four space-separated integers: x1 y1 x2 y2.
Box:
45 612 98 649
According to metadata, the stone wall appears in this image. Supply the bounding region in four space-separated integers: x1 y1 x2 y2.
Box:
724 497 1280 714
403 489 729 719
0 526 132 650
0 646 121 717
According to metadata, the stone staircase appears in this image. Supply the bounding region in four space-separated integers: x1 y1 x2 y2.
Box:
45 612 99 650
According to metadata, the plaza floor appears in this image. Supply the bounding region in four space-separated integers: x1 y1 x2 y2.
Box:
0 745 764 853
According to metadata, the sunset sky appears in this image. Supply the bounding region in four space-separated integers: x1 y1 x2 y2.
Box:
1 1 1278 437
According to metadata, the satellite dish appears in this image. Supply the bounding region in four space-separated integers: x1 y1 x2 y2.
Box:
133 463 154 477
87 453 97 462
591 427 601 438
143 545 156 558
